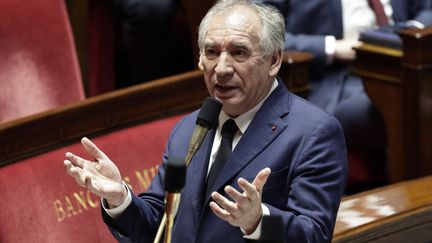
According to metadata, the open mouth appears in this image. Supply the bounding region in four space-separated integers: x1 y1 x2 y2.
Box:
214 84 238 98
216 84 235 91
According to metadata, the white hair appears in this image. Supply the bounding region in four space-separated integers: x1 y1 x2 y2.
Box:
198 0 285 57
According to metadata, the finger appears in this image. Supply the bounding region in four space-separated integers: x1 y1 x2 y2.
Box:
64 160 74 176
237 178 259 199
224 185 247 204
68 166 87 187
65 152 86 168
209 201 232 221
211 192 238 212
238 168 271 197
81 137 106 161
251 167 271 192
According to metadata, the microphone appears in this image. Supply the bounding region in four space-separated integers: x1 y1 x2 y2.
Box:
154 97 222 243
163 157 186 243
185 97 222 165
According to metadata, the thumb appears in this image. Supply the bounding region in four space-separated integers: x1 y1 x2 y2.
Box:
252 167 271 192
81 137 107 161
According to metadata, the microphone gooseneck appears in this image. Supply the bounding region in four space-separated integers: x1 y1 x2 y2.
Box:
154 97 222 243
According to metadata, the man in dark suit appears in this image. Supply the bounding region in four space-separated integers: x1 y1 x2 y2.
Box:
64 0 348 242
259 0 432 192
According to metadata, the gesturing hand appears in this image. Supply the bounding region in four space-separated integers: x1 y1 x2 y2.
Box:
209 167 271 234
63 137 127 207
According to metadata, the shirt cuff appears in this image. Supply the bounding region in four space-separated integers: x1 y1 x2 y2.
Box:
242 204 270 239
405 20 425 29
325 35 336 65
102 183 132 219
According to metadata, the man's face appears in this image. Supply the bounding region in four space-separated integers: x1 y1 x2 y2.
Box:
198 7 281 117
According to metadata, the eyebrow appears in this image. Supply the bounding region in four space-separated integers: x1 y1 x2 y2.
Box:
203 41 252 51
231 43 250 50
204 42 217 49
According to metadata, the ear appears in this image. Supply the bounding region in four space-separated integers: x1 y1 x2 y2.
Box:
198 54 204 71
268 50 282 77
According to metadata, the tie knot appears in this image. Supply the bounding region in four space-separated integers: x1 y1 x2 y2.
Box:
221 119 238 139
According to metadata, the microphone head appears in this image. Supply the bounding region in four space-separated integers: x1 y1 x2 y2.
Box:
164 157 186 193
196 97 222 129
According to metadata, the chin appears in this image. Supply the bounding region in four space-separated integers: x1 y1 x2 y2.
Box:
221 102 243 117
216 96 236 105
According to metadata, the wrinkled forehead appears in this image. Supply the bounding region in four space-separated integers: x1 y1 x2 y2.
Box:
207 6 262 41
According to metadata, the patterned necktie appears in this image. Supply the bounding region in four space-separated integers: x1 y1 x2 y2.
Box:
205 119 238 198
368 0 390 27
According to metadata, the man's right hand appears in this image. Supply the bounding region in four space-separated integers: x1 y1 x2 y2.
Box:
64 137 127 207
335 38 362 61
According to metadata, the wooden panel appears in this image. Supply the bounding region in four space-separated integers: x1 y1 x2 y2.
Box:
280 51 312 98
399 28 432 180
0 70 207 166
334 176 432 242
354 44 405 182
354 27 432 182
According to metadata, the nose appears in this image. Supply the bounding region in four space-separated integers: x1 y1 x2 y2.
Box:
215 52 234 76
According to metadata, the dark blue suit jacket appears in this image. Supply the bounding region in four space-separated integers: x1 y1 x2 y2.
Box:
102 80 348 242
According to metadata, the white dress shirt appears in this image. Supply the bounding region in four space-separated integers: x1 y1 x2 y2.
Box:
325 0 393 60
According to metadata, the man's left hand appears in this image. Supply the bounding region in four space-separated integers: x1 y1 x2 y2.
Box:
209 167 271 234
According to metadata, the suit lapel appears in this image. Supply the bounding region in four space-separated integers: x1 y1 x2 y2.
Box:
203 80 292 205
189 128 216 220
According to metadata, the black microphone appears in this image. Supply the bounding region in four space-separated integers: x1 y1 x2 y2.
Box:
164 156 186 193
258 215 285 243
154 97 222 243
163 156 186 243
185 97 222 165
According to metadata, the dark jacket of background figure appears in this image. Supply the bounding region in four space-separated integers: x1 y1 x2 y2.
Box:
113 0 194 88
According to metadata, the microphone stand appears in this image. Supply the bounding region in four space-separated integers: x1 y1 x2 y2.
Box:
153 126 208 243
158 157 186 243
164 193 175 243
153 97 221 243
